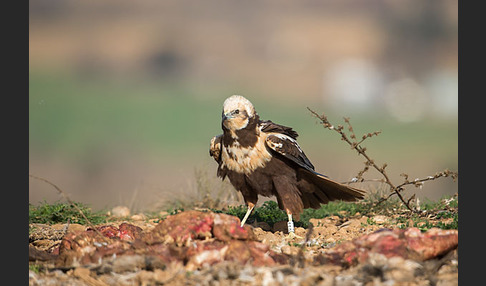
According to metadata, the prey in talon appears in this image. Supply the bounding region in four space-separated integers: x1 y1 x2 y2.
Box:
209 95 365 236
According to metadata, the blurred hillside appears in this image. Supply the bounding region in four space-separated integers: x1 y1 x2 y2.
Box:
29 0 458 211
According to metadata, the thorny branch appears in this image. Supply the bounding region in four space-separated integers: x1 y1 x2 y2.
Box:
307 108 458 213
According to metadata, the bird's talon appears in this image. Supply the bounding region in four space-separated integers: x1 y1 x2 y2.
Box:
286 232 303 240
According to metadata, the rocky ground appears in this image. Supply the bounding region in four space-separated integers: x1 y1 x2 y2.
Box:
29 209 458 286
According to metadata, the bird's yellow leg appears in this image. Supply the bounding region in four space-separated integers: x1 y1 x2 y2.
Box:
287 213 295 233
240 203 255 227
286 211 303 239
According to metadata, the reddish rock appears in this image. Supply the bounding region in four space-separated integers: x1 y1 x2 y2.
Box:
369 231 408 259
143 243 183 264
185 240 227 260
85 223 142 241
29 245 57 261
315 227 458 267
247 240 283 266
184 239 288 270
212 213 254 241
57 230 110 267
55 210 288 270
185 241 227 270
322 240 359 266
118 222 143 241
225 240 252 263
404 227 458 260
146 211 214 246
94 225 120 239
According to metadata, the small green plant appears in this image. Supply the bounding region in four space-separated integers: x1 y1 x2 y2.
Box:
435 215 457 230
225 205 248 220
302 200 367 220
168 207 185 215
254 201 288 227
388 195 458 231
29 263 42 274
29 200 107 225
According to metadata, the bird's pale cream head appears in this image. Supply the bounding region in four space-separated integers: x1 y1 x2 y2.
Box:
222 95 256 130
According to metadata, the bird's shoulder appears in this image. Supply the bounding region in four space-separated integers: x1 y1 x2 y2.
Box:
259 120 298 139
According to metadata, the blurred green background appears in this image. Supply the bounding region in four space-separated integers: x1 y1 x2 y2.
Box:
29 1 457 212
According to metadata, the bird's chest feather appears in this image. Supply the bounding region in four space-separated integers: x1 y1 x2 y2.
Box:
221 135 272 174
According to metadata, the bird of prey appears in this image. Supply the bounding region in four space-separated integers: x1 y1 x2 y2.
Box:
209 95 365 236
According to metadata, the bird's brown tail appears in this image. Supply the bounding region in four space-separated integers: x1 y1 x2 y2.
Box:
299 169 365 205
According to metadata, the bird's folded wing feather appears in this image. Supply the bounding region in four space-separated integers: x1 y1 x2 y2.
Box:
260 120 299 139
265 134 315 171
209 134 223 162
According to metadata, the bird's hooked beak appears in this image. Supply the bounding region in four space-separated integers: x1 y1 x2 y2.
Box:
222 111 235 121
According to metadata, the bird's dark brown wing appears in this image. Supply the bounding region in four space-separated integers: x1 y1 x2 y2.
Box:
260 120 299 139
265 133 365 204
265 133 315 171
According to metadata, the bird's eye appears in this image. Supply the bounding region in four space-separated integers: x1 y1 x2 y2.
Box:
234 109 239 114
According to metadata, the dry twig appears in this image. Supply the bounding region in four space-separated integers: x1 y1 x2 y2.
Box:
307 108 458 212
